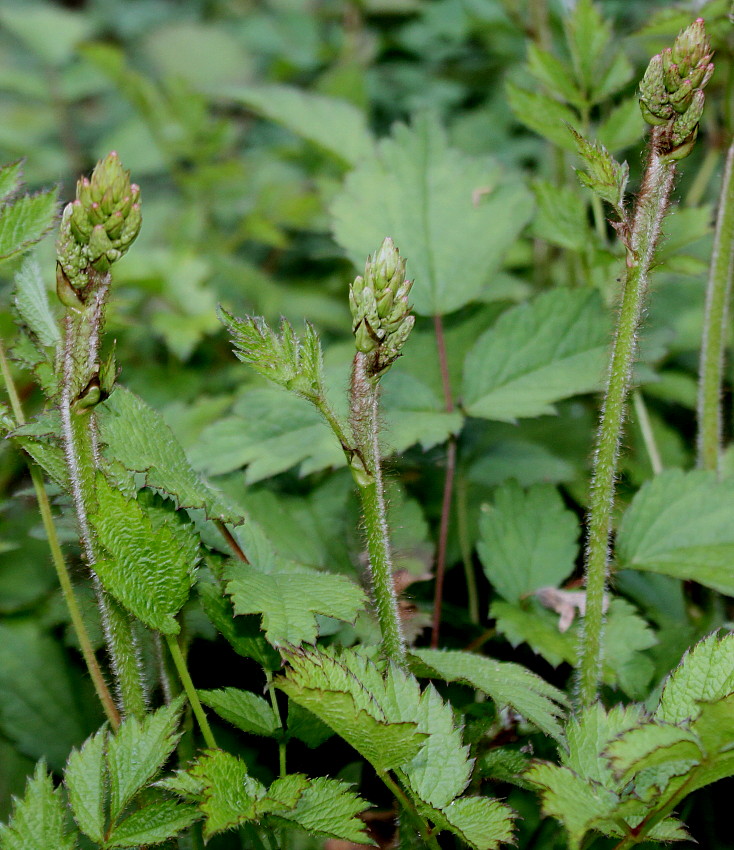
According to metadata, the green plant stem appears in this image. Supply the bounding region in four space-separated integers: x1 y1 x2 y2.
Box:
381 771 441 850
0 340 121 730
60 295 148 721
349 353 406 667
265 670 286 777
165 633 217 749
579 131 676 709
632 390 662 475
697 139 734 473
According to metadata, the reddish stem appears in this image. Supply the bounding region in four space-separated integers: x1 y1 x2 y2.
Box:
430 314 456 648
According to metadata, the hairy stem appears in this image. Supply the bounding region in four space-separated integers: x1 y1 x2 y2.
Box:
697 140 734 472
349 353 406 667
165 633 217 749
382 771 441 850
0 340 121 729
60 293 147 720
579 131 676 708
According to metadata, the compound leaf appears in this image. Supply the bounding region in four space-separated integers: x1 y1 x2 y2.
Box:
411 648 568 743
197 688 278 737
0 762 75 850
13 257 59 348
107 698 184 823
331 113 533 316
462 288 609 421
98 386 242 524
439 796 516 850
477 481 579 604
106 796 199 847
0 189 58 261
225 522 366 647
617 470 734 596
65 729 106 843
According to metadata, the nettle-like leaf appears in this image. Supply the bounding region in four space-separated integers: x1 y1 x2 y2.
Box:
197 688 279 737
13 256 60 349
331 113 533 316
410 649 568 743
492 597 656 697
224 521 366 647
570 128 629 216
173 749 373 844
218 83 375 166
91 475 198 634
64 698 195 847
531 180 589 251
218 310 326 403
477 481 579 604
462 288 610 421
0 161 58 261
0 762 76 850
616 469 734 596
98 385 242 524
277 647 516 848
506 81 579 152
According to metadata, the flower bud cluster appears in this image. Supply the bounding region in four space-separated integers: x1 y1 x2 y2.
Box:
639 18 713 159
349 238 415 379
57 152 141 295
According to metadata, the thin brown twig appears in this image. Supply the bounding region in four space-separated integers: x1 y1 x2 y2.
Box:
216 520 249 563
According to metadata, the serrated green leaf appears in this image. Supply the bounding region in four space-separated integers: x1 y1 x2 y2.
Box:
531 181 589 251
190 388 344 481
0 160 22 204
107 698 184 823
188 750 267 838
439 796 516 850
491 599 576 668
271 776 373 845
91 475 197 634
506 81 579 151
656 633 734 725
477 481 579 604
617 470 734 596
411 649 568 743
0 763 75 850
13 257 59 348
106 796 199 847
98 386 242 524
219 84 374 166
331 113 533 316
570 128 628 212
605 723 702 787
0 189 58 260
65 728 106 843
225 522 366 647
564 703 645 784
564 0 617 101
198 688 278 737
198 582 280 671
527 44 582 106
462 289 609 421
219 311 325 402
526 763 619 850
277 648 426 773
0 620 91 770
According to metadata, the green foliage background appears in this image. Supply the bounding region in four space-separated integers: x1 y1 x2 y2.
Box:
1 0 734 847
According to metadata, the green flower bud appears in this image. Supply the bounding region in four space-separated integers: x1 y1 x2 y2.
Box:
56 152 142 297
349 238 414 379
639 18 713 159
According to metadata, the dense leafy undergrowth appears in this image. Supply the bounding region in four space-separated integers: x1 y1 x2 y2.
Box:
2 1 734 848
